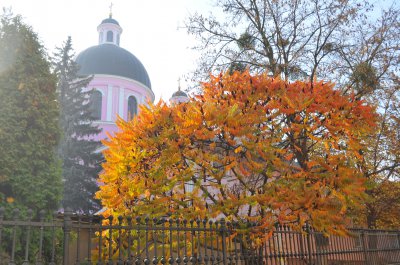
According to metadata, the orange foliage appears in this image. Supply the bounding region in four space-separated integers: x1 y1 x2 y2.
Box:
96 71 376 235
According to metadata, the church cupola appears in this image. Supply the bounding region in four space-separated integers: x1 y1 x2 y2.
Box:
97 8 123 46
170 79 189 105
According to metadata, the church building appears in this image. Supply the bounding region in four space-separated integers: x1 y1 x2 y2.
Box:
75 15 188 142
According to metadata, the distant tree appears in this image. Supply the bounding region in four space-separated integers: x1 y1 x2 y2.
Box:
185 0 399 86
52 37 102 213
359 77 400 228
366 180 400 229
0 12 62 211
97 71 376 235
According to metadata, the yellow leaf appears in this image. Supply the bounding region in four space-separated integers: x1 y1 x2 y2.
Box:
234 146 242 153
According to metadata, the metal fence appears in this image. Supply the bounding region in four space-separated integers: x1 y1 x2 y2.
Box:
0 208 399 265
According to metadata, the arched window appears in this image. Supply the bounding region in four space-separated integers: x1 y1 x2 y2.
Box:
106 31 113 42
128 96 137 120
89 90 102 120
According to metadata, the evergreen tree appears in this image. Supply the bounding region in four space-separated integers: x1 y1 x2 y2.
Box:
53 37 102 213
0 13 62 211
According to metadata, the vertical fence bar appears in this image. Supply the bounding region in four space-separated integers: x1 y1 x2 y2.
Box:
63 208 73 265
249 223 254 265
339 232 345 262
331 234 339 262
314 232 321 265
350 233 356 262
136 217 142 265
117 216 123 265
262 229 267 265
345 231 351 262
22 209 32 265
282 225 287 264
381 231 388 263
49 211 57 265
305 222 312 265
126 216 132 265
215 221 220 264
87 214 93 265
8 208 19 265
233 224 239 265
220 219 227 265
144 217 149 265
76 214 81 265
197 220 202 264
176 219 181 264
107 215 113 265
153 218 158 265
183 220 188 265
361 230 369 265
169 219 175 265
298 227 305 262
10 209 19 265
226 222 231 265
282 225 288 264
37 209 45 265
161 218 166 265
284 225 292 264
397 231 400 262
276 224 282 264
203 219 208 265
108 216 114 264
98 215 104 265
190 220 195 264
0 207 3 248
269 230 276 264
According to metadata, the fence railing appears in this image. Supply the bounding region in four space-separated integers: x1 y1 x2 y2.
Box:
0 208 399 265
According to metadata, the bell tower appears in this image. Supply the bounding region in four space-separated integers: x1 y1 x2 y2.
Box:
97 4 123 46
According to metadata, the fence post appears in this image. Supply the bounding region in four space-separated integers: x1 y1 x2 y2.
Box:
63 208 73 265
305 222 313 265
397 231 400 261
360 230 369 265
9 208 19 265
397 231 400 249
220 218 228 265
0 207 3 251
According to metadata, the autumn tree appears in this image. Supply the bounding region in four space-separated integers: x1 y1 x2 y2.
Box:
97 71 376 235
185 0 400 229
52 37 103 212
0 12 62 211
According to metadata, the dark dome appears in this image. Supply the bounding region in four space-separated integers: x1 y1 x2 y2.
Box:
101 17 119 25
172 90 188 97
75 44 151 89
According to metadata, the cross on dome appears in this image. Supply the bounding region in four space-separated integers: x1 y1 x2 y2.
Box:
109 2 114 18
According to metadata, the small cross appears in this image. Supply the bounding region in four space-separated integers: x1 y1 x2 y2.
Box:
109 2 114 18
178 78 181 91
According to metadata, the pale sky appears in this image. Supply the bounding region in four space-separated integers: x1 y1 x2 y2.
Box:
1 0 215 101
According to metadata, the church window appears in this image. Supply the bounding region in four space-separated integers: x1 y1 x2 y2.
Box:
90 90 102 120
106 31 113 42
128 96 137 120
117 34 120 45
